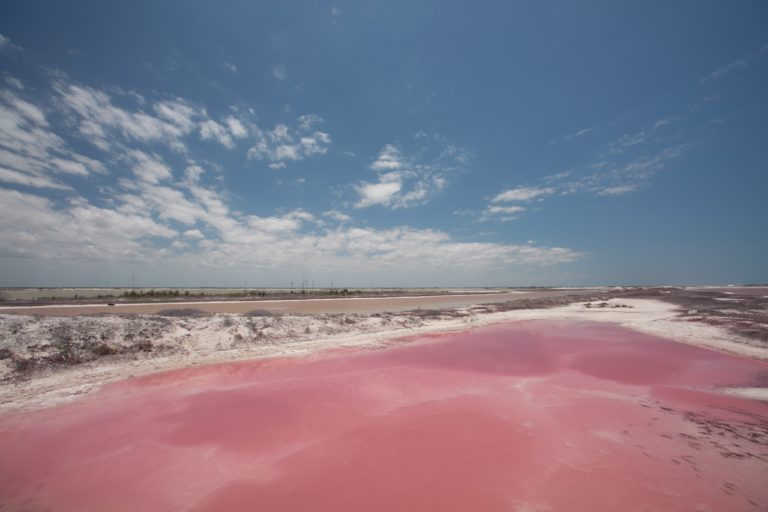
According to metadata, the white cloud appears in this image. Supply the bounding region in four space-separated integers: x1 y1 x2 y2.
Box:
355 172 448 210
369 144 404 171
247 116 332 168
273 143 300 160
48 157 89 176
300 132 330 156
608 131 647 154
0 73 584 283
355 172 403 208
186 223 583 273
653 115 683 130
0 34 22 52
480 204 526 222
544 171 571 183
57 81 247 152
0 175 583 280
246 210 315 233
597 184 638 196
297 114 323 131
223 62 238 73
4 77 23 90
183 229 204 239
225 116 249 138
0 89 105 190
554 143 690 199
355 140 468 209
0 90 47 126
487 205 526 215
700 43 768 83
492 186 554 202
618 143 689 177
57 83 194 151
0 167 72 190
272 64 287 80
0 188 175 262
153 98 199 133
483 134 688 219
129 184 205 225
323 210 351 222
199 119 234 148
127 150 172 184
563 127 594 141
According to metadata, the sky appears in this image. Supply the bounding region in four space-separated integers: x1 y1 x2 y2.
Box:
0 1 766 288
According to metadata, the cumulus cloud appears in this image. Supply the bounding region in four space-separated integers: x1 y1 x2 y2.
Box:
0 72 582 283
0 167 583 276
126 150 172 184
57 83 193 151
225 116 249 138
0 88 105 190
199 119 235 148
355 140 468 209
369 144 404 171
56 81 248 152
355 173 403 208
297 114 322 131
323 210 352 222
247 115 331 168
0 188 175 262
183 229 205 239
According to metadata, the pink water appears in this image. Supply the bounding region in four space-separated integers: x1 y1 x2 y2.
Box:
1 321 767 511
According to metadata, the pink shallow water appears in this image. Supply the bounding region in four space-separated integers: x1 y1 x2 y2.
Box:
1 321 767 511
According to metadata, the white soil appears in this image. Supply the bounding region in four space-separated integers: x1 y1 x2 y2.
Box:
1 298 765 412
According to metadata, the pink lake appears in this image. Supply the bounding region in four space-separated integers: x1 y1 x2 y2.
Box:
1 320 767 511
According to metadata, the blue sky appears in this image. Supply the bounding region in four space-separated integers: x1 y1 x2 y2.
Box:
0 1 766 287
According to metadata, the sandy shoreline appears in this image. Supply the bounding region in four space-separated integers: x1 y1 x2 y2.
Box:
2 292 767 413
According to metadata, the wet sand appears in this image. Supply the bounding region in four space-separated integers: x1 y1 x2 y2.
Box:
1 320 766 511
0 290 597 317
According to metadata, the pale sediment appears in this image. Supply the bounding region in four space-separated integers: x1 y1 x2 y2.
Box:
1 292 766 412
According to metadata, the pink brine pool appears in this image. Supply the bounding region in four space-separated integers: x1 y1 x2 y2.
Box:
1 320 767 511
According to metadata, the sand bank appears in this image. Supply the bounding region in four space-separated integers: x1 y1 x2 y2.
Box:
1 294 766 412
